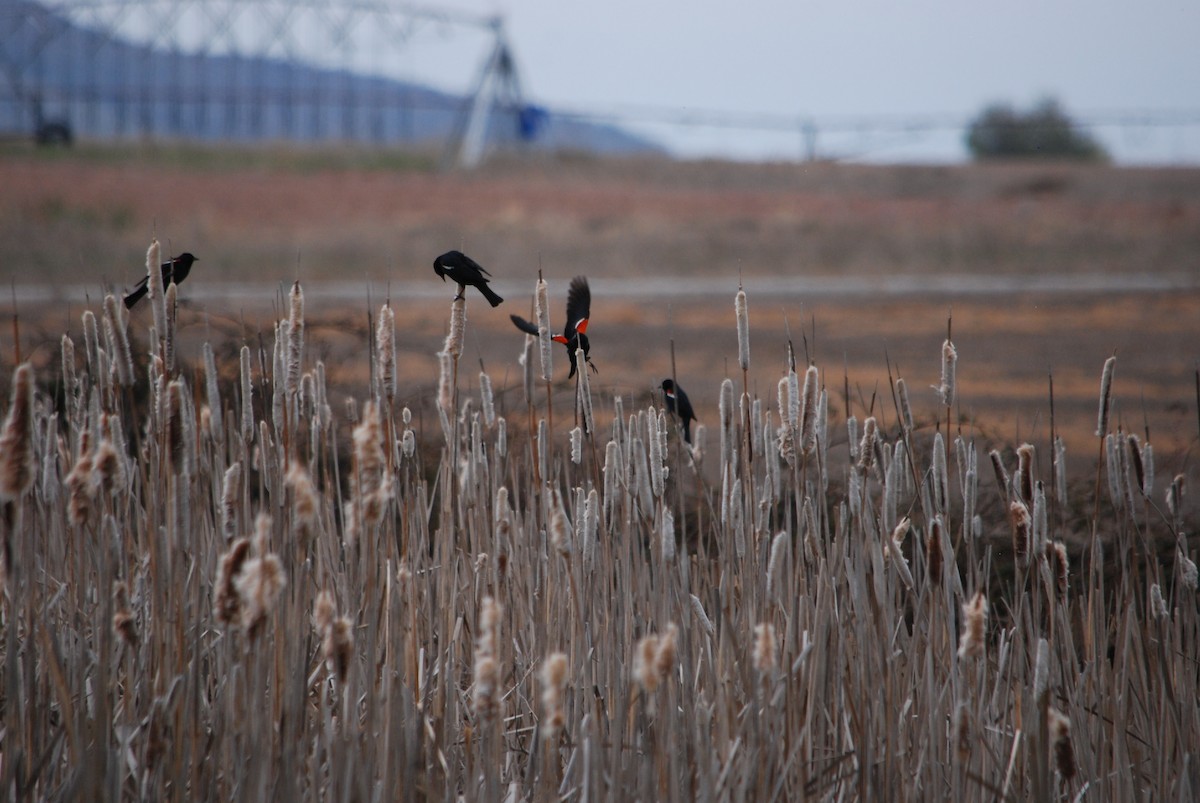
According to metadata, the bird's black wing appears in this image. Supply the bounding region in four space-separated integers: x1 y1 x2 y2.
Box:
564 276 591 339
510 315 539 336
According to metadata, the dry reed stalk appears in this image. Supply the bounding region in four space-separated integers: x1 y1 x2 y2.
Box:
164 282 177 375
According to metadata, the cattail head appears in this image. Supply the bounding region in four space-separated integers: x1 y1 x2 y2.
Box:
1150 583 1169 620
436 350 453 414
800 365 819 453
313 589 337 634
220 463 242 541
735 288 750 370
753 622 777 674
957 590 988 660
1049 708 1077 781
285 459 319 532
323 616 354 685
353 401 384 489
375 303 396 401
954 702 971 761
535 278 553 382
1009 499 1031 566
445 296 466 359
896 377 914 432
239 345 254 443
1180 550 1198 590
146 239 167 337
473 596 503 720
0 363 35 501
655 623 678 681
1048 541 1070 598
1016 443 1035 504
938 339 957 408
549 488 571 556
104 294 134 386
286 281 305 395
112 581 138 648
213 537 252 625
856 416 878 475
540 652 569 741
235 548 287 640
1033 637 1050 700
1096 355 1116 437
479 371 495 427
634 635 660 693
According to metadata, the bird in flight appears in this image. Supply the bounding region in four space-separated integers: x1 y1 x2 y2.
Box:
661 378 696 444
511 276 596 379
124 252 199 309
433 250 503 307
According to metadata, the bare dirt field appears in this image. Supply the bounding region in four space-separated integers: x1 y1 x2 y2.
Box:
2 142 1199 473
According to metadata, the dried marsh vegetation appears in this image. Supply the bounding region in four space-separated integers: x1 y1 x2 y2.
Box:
1 239 1198 801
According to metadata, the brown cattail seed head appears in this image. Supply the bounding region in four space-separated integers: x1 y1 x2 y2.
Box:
324 616 354 685
1048 541 1070 597
473 596 503 720
0 363 35 500
1049 708 1077 781
235 550 287 639
313 589 336 634
1016 443 1035 504
1096 355 1116 437
213 537 252 625
938 339 957 407
957 590 988 660
112 581 138 648
286 281 305 396
634 634 661 693
735 288 750 370
1009 499 1031 566
540 652 569 741
655 623 678 682
753 622 777 674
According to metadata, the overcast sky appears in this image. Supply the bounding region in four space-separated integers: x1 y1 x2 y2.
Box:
397 0 1200 163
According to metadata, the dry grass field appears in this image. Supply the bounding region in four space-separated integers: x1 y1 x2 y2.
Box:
1 142 1199 800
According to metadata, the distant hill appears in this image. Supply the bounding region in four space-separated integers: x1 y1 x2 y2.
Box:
0 1 664 157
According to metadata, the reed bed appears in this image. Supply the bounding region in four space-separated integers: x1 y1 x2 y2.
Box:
1 241 1197 801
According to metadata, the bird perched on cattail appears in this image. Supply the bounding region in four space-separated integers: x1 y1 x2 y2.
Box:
124 252 199 309
511 276 596 378
433 250 503 307
661 379 696 444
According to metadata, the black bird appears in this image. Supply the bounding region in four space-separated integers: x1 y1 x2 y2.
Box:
124 252 199 309
510 276 596 379
661 379 696 444
433 250 503 307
